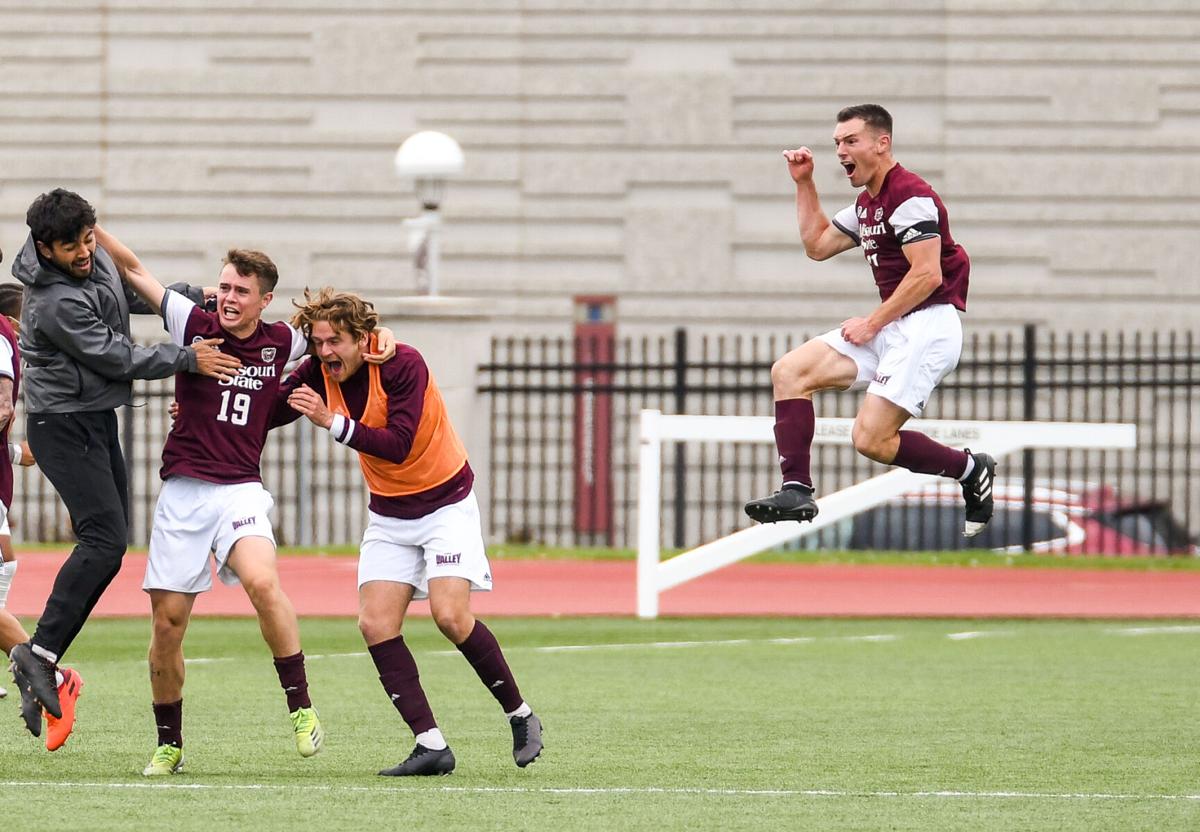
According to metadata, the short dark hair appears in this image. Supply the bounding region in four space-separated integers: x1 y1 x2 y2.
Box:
224 249 279 294
0 283 23 319
25 189 97 247
836 104 893 137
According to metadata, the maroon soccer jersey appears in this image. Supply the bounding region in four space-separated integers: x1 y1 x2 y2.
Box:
831 164 970 313
160 291 307 484
0 315 19 508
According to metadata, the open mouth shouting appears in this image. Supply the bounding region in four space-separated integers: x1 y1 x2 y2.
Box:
324 359 345 379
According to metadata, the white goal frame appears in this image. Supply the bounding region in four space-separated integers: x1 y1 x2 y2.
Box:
636 410 1137 619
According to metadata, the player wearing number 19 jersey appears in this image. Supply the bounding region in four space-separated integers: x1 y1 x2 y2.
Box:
157 295 304 485
93 230 326 776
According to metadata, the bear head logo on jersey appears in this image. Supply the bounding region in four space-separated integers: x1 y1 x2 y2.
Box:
261 347 277 363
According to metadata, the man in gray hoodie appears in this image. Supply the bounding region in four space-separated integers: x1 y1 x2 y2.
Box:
8 188 240 725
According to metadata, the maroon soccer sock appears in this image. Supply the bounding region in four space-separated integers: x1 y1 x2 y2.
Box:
369 635 438 735
774 398 816 488
272 651 312 711
153 699 183 748
456 620 524 713
892 431 970 478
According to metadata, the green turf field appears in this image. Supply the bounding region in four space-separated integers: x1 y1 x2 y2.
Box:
2 617 1198 831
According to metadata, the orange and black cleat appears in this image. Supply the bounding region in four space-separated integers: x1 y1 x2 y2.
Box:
45 667 84 751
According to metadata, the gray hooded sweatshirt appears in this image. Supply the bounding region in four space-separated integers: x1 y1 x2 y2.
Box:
13 236 201 414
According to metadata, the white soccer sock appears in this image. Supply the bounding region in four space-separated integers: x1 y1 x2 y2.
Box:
0 560 16 609
31 643 58 664
957 455 976 482
505 702 532 719
415 728 447 750
55 670 64 687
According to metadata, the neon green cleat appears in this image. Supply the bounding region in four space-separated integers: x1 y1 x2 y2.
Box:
142 744 184 776
290 707 324 758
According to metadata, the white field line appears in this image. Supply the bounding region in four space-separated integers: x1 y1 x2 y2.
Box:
429 634 898 656
0 781 1197 801
1106 625 1200 636
91 625 1200 669
946 630 1014 641
88 638 896 668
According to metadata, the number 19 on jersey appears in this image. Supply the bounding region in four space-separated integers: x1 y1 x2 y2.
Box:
217 390 251 426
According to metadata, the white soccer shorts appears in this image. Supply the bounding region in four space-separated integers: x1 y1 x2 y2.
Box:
358 490 493 599
144 476 276 593
819 303 963 417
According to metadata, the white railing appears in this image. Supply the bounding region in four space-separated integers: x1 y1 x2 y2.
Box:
636 410 1138 619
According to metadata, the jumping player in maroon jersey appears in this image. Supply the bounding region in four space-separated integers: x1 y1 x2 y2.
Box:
94 227 397 776
744 104 995 536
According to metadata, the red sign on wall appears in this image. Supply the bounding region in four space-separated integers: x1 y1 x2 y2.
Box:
573 296 615 542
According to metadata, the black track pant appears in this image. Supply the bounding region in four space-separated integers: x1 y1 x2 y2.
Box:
26 410 128 658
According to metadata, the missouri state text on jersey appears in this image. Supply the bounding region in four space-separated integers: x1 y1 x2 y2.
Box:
831 164 970 313
159 290 308 484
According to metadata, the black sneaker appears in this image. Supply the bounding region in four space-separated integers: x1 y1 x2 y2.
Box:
510 713 543 768
744 485 819 524
10 643 60 719
378 744 456 776
961 450 996 538
9 662 43 737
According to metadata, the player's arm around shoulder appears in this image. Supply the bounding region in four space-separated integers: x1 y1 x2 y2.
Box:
94 225 167 315
364 326 398 365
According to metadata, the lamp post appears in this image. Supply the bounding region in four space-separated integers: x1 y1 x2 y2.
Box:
394 131 465 296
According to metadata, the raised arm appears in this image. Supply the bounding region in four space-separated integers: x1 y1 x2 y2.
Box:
783 148 858 261
94 225 167 315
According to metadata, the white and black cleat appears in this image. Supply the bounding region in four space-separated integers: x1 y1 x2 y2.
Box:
961 450 996 538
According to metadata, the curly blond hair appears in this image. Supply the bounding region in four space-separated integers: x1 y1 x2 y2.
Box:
290 286 379 341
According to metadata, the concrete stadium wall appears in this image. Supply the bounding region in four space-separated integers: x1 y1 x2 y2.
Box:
2 1 1197 340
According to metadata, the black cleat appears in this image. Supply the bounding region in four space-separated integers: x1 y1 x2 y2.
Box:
9 662 43 737
961 449 996 538
744 485 819 524
10 643 60 719
510 713 543 768
378 744 456 777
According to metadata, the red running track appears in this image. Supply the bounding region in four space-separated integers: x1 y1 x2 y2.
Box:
6 551 1200 618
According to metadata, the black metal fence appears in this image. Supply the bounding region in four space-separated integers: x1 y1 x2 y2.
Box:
10 377 371 547
478 326 1200 555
